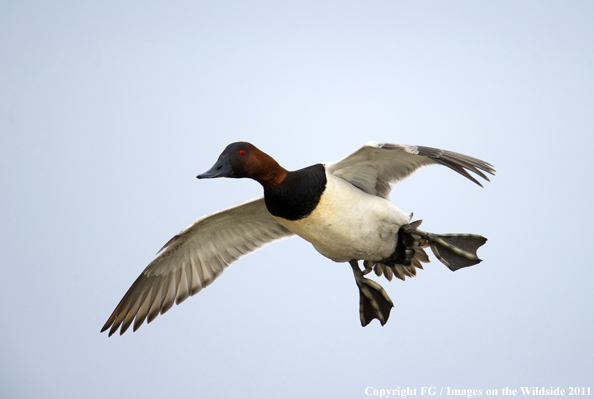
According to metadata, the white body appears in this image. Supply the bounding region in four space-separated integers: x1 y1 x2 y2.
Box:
273 168 411 263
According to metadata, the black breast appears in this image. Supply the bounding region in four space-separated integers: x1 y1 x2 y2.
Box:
264 163 327 221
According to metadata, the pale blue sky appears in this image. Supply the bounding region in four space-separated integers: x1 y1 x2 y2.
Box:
1 1 593 398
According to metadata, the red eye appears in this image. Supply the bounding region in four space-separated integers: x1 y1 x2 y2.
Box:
239 150 245 156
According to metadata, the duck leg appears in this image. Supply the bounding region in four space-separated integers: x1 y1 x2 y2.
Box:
349 260 394 326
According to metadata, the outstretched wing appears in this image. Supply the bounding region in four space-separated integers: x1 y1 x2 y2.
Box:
101 197 293 336
327 142 495 198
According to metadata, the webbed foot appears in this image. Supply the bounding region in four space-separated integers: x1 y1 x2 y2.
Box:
350 260 394 326
400 224 487 271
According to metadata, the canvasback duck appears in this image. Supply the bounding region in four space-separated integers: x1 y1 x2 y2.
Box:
102 141 495 336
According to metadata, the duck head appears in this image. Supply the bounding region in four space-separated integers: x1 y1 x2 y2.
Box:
197 142 287 189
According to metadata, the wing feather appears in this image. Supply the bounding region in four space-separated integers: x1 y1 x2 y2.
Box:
133 285 154 332
147 277 166 324
101 197 293 336
175 263 191 305
328 142 495 198
160 268 179 315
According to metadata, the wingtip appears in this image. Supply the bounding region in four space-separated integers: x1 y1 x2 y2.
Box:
100 318 114 335
104 326 116 337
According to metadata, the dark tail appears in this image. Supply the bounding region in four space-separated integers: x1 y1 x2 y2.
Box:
401 223 487 272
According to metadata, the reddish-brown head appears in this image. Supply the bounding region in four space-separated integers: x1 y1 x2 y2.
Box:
197 142 287 189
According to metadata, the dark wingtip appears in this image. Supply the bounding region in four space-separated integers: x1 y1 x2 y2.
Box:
416 145 495 187
101 317 115 335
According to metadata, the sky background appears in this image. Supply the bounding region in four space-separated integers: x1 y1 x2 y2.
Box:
1 1 593 398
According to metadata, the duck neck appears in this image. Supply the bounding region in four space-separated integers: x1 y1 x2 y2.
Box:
251 151 288 190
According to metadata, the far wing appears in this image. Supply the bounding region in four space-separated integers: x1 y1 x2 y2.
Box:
327 142 495 198
101 197 293 336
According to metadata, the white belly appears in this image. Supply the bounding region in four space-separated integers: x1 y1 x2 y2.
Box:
273 171 411 263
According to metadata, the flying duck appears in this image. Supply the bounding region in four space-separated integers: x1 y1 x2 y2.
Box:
102 141 495 336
